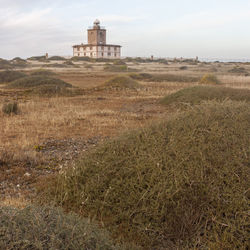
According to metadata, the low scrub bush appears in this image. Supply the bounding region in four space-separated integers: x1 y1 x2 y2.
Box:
160 85 250 106
30 69 57 76
30 85 83 97
0 71 27 84
27 56 46 61
41 101 250 249
10 57 28 67
113 60 127 66
200 73 220 85
179 66 188 70
48 56 66 60
6 76 72 88
2 102 19 115
0 58 12 70
131 73 198 82
129 73 153 81
104 64 128 72
71 56 91 62
228 67 248 74
0 205 122 250
102 76 141 89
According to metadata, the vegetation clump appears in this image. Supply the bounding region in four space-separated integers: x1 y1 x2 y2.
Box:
129 73 153 81
30 69 57 77
228 66 248 74
160 85 250 106
0 58 12 70
0 205 121 250
2 102 19 115
41 101 250 249
6 76 72 89
0 71 27 84
48 56 66 61
102 76 141 89
199 73 220 85
131 73 198 82
104 64 128 72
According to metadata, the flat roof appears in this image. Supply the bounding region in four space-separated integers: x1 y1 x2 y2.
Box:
73 44 122 48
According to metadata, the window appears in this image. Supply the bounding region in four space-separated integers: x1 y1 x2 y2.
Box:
114 53 117 57
77 47 80 51
102 52 104 57
108 52 111 56
78 53 80 56
90 52 93 57
83 47 86 50
102 46 104 50
84 53 86 56
108 47 110 51
114 47 117 51
90 46 93 50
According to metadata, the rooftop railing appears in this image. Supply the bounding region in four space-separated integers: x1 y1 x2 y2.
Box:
88 26 105 29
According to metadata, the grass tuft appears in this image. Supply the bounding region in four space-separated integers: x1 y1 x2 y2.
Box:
0 205 123 250
2 102 19 115
40 100 250 249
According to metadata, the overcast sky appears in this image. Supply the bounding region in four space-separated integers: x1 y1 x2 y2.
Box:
1 0 250 60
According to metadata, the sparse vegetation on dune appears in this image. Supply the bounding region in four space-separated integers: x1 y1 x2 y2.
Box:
103 64 129 72
30 69 57 77
130 73 199 82
102 76 141 89
40 101 250 249
6 76 72 89
48 56 66 60
0 71 27 84
160 85 250 106
0 205 124 250
0 58 12 69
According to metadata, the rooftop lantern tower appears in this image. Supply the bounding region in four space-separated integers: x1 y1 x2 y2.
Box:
87 19 106 45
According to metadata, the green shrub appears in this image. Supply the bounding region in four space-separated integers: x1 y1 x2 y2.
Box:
160 86 250 106
30 69 56 77
0 205 123 250
129 73 153 81
6 76 72 89
104 64 128 72
200 73 220 85
0 71 27 84
48 56 66 60
228 67 248 74
131 73 198 82
113 60 127 66
10 57 28 67
41 101 250 249
179 66 188 70
27 56 46 61
102 76 141 89
2 102 19 115
30 85 83 97
0 58 12 70
71 56 91 62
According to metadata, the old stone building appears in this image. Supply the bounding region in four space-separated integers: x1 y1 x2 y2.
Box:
73 20 121 59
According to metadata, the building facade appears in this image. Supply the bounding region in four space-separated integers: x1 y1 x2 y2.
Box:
73 20 121 59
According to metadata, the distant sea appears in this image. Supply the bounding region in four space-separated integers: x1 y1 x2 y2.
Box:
200 58 250 63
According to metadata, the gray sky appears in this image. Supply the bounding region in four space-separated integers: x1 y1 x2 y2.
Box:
1 0 250 60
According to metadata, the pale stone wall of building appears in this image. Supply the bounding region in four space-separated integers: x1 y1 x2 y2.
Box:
73 46 121 59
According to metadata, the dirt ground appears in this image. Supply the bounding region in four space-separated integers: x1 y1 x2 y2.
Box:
0 59 249 207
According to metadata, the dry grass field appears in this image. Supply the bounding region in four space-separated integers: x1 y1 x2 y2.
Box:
0 58 249 249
